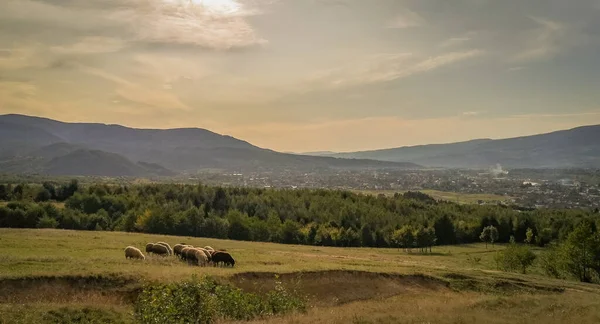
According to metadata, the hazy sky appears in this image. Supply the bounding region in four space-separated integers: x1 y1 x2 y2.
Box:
1 0 600 152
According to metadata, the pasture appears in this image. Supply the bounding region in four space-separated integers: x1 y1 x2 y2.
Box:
1 228 600 323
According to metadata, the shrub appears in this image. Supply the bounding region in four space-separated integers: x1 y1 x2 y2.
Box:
134 276 306 324
37 215 59 229
495 243 537 274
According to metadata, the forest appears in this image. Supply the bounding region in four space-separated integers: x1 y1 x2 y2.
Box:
1 180 598 250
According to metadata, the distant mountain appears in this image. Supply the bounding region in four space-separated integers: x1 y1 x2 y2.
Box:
0 114 420 176
44 149 166 177
321 126 600 168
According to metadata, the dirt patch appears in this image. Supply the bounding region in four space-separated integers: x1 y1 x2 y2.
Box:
230 270 450 307
0 275 140 305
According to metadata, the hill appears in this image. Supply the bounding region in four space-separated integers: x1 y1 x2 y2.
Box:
323 125 600 168
0 114 420 174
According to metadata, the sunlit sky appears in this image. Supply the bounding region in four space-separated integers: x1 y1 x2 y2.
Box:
1 0 600 152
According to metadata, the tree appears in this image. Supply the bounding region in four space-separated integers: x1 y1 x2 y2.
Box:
525 227 535 245
393 225 414 252
0 184 9 200
495 242 537 274
560 222 600 283
360 225 375 247
37 215 59 229
480 226 499 248
281 219 302 244
425 227 437 253
42 182 57 200
414 227 429 253
434 215 455 245
35 189 52 202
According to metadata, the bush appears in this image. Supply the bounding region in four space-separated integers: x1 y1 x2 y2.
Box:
495 243 537 274
37 215 59 229
134 276 306 324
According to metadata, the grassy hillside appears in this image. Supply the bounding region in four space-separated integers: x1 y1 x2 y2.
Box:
1 229 600 323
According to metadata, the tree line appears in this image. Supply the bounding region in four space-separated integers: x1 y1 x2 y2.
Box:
0 181 598 251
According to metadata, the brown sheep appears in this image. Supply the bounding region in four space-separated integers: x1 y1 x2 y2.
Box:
211 251 235 267
173 244 187 258
181 247 196 263
145 243 155 254
151 244 170 256
125 246 145 260
156 242 173 255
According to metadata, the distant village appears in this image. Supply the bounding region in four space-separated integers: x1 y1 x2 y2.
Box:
189 167 600 210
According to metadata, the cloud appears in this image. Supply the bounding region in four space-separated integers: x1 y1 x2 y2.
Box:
51 37 126 54
111 0 267 50
439 37 471 48
462 111 481 116
0 0 268 51
508 66 525 72
307 50 484 90
387 9 425 29
77 65 191 112
0 45 48 70
512 16 568 62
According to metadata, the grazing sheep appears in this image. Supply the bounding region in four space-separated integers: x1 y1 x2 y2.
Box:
196 248 212 263
151 244 170 256
145 243 155 254
203 246 215 251
185 248 198 264
125 246 145 260
181 247 194 262
193 249 209 266
211 251 235 267
156 242 173 255
173 244 186 258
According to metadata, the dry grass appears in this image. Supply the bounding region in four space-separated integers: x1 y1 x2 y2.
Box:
1 229 600 323
244 290 600 324
0 228 529 281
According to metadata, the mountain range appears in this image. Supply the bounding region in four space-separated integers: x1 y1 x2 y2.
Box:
0 114 419 177
313 125 600 169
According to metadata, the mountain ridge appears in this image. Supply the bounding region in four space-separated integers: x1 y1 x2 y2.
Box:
0 114 421 175
316 125 600 168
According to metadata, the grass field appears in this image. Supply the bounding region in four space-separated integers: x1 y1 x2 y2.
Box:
1 229 599 323
355 189 510 204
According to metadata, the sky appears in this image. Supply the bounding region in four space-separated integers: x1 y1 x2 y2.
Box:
1 0 600 152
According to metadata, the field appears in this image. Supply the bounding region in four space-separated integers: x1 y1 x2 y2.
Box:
1 229 600 323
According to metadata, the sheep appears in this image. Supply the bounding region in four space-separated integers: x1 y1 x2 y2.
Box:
151 243 170 256
145 243 155 254
211 251 235 267
180 247 193 262
173 244 187 258
193 249 209 266
196 248 212 263
156 242 173 255
203 246 215 252
125 246 145 260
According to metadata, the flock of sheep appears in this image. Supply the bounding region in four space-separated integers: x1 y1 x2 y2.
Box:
124 241 236 267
